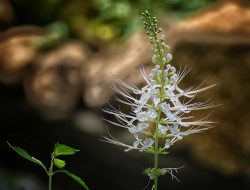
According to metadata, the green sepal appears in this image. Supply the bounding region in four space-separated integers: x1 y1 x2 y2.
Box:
144 167 168 180
144 146 155 154
142 130 153 136
7 142 47 172
53 143 79 157
144 167 154 179
158 147 169 155
160 119 169 125
53 158 66 169
58 170 90 190
144 146 169 155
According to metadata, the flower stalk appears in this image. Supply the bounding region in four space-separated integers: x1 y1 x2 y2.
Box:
48 153 55 190
102 10 216 190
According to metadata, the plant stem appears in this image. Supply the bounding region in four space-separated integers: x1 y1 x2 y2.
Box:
154 106 162 190
154 121 159 190
48 173 52 190
48 154 54 190
153 34 166 190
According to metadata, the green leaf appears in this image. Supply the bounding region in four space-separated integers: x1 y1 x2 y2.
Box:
58 170 90 190
53 143 79 157
53 158 66 169
7 142 47 172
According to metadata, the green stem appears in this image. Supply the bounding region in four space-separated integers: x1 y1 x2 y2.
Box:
48 174 52 190
154 122 159 190
48 154 54 190
154 104 162 190
153 35 166 190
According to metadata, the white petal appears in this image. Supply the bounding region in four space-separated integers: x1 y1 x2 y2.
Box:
152 94 160 106
169 125 180 136
136 111 147 122
166 53 173 62
158 124 169 135
133 140 141 148
164 139 173 149
170 66 176 74
152 55 157 63
146 109 158 119
137 122 149 130
143 138 154 148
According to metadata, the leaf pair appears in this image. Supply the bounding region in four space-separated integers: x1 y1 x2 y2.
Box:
52 143 79 169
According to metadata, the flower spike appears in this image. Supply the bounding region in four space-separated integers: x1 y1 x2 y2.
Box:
102 10 216 190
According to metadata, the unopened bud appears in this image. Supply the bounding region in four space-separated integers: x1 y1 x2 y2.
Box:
152 55 157 64
164 45 171 51
166 53 173 62
162 57 166 64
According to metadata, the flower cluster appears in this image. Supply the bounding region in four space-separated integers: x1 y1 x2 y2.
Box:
103 64 215 150
102 10 215 185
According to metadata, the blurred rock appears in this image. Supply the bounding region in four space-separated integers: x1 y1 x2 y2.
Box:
81 32 152 107
177 0 250 34
0 0 14 27
0 26 44 84
24 41 90 119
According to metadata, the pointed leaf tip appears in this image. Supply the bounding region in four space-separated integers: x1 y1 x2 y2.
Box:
7 142 47 172
53 143 79 157
58 170 90 190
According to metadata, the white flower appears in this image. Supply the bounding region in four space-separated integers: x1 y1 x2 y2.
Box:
164 139 172 149
129 122 149 134
166 53 173 62
102 64 215 151
158 124 169 135
102 17 216 155
143 138 154 149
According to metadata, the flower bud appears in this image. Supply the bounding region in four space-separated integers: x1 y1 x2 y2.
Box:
160 35 165 42
164 45 171 52
162 57 166 64
152 55 157 64
166 53 173 62
170 66 176 73
166 64 171 71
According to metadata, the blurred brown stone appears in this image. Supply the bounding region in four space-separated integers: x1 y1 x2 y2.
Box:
24 41 90 119
0 0 14 26
177 0 250 34
81 32 152 107
0 26 44 84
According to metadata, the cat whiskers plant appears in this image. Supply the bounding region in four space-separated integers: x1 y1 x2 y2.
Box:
101 10 216 190
7 142 90 190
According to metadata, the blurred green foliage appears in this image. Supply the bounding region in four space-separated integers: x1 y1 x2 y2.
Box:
10 0 217 46
32 21 68 50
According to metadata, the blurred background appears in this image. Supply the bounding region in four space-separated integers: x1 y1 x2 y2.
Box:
0 0 250 189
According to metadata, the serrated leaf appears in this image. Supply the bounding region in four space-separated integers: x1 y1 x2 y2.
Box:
53 158 66 169
53 143 79 157
58 170 90 190
7 142 47 172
